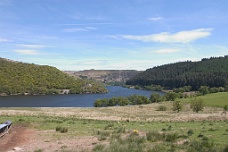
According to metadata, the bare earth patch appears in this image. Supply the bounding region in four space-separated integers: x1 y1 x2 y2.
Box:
1 125 99 152
0 124 32 152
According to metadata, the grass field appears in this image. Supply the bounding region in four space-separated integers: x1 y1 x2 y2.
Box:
0 115 227 151
180 92 228 107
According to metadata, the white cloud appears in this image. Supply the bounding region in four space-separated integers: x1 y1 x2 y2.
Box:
13 50 40 55
0 38 11 42
122 28 212 43
17 44 46 49
153 48 180 54
147 17 163 21
63 27 96 32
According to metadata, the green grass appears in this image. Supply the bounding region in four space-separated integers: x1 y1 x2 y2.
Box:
0 115 227 149
180 92 228 107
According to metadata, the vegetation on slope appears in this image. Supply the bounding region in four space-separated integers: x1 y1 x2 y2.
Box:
126 56 228 90
0 58 107 95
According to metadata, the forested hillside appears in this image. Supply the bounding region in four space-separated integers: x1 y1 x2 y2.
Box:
126 56 228 90
0 58 107 95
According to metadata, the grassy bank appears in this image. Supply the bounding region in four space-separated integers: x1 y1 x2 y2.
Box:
180 92 228 107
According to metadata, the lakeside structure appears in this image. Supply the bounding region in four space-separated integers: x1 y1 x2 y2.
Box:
0 120 12 137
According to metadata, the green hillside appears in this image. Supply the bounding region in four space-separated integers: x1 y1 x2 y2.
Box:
0 58 107 95
126 56 228 90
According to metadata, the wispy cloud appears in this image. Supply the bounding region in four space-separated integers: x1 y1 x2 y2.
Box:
0 38 11 42
73 15 107 21
17 44 46 49
122 28 212 43
63 27 96 32
60 23 113 26
147 17 163 21
13 50 40 55
153 48 181 54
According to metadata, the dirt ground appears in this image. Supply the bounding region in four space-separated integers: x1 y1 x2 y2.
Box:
0 124 99 152
0 124 31 152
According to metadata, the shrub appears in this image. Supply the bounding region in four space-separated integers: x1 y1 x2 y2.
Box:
172 101 182 113
198 86 210 95
93 144 105 152
97 130 110 141
114 126 126 134
165 92 179 101
190 98 204 113
164 133 178 142
223 105 228 111
60 127 68 133
223 145 228 152
150 93 162 103
187 129 194 136
56 126 68 133
157 105 167 111
56 126 62 132
187 139 215 152
146 131 163 142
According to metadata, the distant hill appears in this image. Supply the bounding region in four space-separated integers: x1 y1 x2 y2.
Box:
64 70 140 86
126 56 228 90
0 58 107 95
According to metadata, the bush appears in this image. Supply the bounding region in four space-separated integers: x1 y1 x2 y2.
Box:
190 98 204 113
165 92 179 101
223 105 228 111
146 131 163 142
165 133 178 142
223 145 228 152
56 126 62 131
157 105 167 111
172 101 182 113
187 129 194 136
97 130 110 141
93 144 105 152
150 93 162 103
56 126 68 133
60 127 68 133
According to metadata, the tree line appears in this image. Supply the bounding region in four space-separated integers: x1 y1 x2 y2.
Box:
94 92 182 107
0 58 107 95
126 56 228 90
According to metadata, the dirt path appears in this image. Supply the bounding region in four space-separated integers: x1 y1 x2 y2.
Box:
0 124 32 152
0 124 99 152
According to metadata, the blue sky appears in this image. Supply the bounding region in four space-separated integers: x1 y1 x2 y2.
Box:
0 0 227 71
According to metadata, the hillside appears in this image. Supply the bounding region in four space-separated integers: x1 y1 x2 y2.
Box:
126 56 228 90
64 70 140 85
0 58 107 95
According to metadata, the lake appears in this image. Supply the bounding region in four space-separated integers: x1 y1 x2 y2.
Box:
0 86 164 107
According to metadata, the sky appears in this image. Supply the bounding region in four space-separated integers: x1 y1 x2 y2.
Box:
0 0 228 71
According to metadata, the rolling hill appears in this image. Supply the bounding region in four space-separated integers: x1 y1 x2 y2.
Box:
0 58 107 95
126 55 228 90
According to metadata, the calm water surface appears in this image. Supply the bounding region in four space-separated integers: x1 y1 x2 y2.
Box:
0 86 164 107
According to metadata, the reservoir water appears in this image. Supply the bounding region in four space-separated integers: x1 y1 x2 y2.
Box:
0 86 164 107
